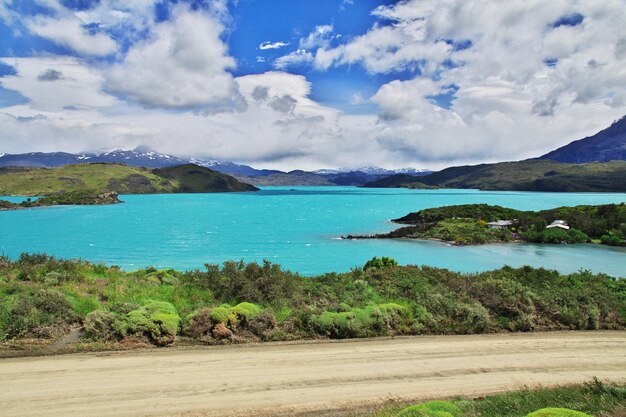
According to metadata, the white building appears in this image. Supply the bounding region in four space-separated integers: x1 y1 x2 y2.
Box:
546 220 570 230
487 220 513 229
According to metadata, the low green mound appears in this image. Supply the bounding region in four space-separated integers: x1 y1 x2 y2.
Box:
526 408 591 417
398 400 461 417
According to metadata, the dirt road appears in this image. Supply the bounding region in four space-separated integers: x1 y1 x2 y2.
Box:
1 331 624 417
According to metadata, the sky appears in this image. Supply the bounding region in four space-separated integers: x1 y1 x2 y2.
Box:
0 0 625 170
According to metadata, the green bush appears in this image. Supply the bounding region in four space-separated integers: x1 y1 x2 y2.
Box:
526 408 592 417
123 301 180 346
364 256 398 270
398 400 461 417
600 234 624 246
230 302 262 322
210 306 230 324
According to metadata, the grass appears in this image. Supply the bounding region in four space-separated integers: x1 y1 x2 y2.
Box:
364 380 626 417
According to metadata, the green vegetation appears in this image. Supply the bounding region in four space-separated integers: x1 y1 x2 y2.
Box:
364 256 399 269
0 163 258 196
361 160 626 192
0 190 121 210
365 380 626 417
0 254 623 351
525 409 591 417
363 203 626 246
397 400 461 417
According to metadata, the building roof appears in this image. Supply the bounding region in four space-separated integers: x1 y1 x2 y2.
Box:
546 220 570 230
487 220 513 226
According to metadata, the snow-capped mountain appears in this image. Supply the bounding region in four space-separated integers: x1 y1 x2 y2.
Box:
0 148 282 177
0 148 431 182
314 167 431 176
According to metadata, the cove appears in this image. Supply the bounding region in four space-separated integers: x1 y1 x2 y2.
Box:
1 187 625 277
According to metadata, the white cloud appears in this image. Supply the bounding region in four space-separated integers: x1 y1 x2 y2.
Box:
259 41 289 50
274 49 314 70
273 25 335 70
27 14 117 56
106 6 242 110
0 56 118 111
349 92 367 105
299 25 334 50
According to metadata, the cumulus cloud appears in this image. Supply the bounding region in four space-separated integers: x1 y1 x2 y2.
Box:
259 41 289 50
27 15 117 56
106 6 242 110
1 0 626 170
1 57 117 111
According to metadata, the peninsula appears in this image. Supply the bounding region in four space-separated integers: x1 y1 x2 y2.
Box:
345 203 626 246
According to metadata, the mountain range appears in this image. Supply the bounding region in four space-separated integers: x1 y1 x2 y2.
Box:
0 148 431 186
1 114 624 189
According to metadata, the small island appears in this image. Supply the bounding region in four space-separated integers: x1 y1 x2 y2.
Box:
345 203 626 246
0 190 122 211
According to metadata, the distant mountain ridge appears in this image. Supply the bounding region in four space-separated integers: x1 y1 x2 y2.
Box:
0 148 282 177
0 148 432 185
361 160 626 192
539 115 626 163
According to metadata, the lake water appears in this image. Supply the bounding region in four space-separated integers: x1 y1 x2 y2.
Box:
1 187 625 277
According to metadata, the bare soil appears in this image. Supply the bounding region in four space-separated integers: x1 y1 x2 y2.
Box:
0 331 624 417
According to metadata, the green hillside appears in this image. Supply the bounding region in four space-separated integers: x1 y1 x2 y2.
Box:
0 163 258 196
352 203 626 246
362 160 626 192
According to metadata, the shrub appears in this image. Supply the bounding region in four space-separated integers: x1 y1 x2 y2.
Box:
600 234 624 246
230 302 262 323
210 306 230 324
83 310 119 341
248 310 277 339
526 408 592 417
398 400 461 417
364 256 398 270
184 308 213 338
191 260 302 305
2 290 78 338
123 301 180 346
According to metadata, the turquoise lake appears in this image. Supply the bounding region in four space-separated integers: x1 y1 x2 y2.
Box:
1 187 625 277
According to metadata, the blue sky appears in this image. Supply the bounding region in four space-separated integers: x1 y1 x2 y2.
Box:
0 0 625 170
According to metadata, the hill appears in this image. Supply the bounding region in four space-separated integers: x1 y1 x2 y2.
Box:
362 160 626 192
363 174 439 189
0 163 258 196
539 115 626 163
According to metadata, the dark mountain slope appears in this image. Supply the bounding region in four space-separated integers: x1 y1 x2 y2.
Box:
539 115 626 163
